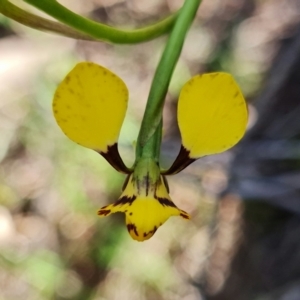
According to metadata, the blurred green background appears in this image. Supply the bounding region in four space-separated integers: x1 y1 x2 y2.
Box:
1 0 300 299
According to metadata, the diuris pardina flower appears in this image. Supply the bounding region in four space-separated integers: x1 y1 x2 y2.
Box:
53 62 248 242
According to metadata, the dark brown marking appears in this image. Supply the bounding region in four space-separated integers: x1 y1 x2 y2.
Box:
234 91 239 98
162 176 169 193
127 223 138 236
113 195 136 207
98 209 111 216
99 143 131 174
161 145 195 175
65 76 71 84
180 212 190 219
143 226 157 238
136 176 141 195
145 172 150 196
122 174 131 191
157 197 176 208
68 88 75 94
54 109 58 114
129 212 132 216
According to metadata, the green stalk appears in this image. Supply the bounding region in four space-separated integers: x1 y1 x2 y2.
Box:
139 119 163 162
23 0 178 44
136 0 201 159
0 0 94 40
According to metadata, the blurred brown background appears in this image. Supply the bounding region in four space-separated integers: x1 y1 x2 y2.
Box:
1 0 300 299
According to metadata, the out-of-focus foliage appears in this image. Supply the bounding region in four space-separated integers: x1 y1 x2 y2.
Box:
0 0 299 299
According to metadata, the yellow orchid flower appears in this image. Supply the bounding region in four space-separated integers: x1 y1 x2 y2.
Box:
53 62 248 242
98 159 189 241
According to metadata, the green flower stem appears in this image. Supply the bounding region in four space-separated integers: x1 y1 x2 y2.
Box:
23 0 178 44
139 119 163 162
136 0 202 159
0 0 94 40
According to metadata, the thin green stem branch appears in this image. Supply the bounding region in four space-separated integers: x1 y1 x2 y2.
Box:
23 0 178 44
0 0 93 39
136 0 201 159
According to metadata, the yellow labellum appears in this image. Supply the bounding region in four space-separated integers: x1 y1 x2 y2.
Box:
178 72 248 158
98 174 190 242
53 62 128 152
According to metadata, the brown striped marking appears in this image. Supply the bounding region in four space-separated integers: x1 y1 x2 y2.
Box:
127 223 139 236
98 209 111 216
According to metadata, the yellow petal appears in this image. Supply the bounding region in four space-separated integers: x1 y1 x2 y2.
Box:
98 174 190 242
53 62 128 153
125 196 189 241
178 72 248 158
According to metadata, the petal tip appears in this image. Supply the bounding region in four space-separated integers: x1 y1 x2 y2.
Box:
179 210 191 220
127 222 157 242
97 206 112 217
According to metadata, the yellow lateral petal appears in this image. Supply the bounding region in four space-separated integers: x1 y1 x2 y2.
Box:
53 62 128 152
178 72 248 158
